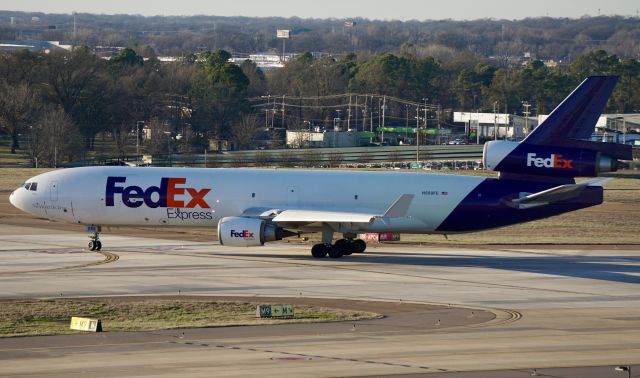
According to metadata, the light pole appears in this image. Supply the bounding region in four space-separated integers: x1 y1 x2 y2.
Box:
136 121 143 155
163 131 172 167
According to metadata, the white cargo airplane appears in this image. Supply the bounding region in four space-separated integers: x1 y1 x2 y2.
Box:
9 76 631 258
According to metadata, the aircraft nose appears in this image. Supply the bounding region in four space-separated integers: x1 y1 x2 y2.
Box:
9 188 25 211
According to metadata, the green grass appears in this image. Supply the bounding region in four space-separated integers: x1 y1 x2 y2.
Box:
0 298 381 337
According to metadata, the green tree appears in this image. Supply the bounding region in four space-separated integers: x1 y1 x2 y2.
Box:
111 47 144 67
190 49 250 140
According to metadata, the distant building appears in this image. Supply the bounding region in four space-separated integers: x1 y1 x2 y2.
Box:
286 130 362 148
454 111 640 144
0 40 72 53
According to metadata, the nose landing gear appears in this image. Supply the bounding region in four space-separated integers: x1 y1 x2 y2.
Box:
86 225 102 251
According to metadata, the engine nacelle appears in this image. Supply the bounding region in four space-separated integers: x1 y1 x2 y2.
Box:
217 217 283 247
483 140 620 177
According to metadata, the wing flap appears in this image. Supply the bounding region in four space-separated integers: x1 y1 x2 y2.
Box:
271 194 415 224
272 210 376 224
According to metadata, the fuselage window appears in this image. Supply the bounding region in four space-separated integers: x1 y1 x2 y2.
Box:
30 182 38 191
23 182 30 189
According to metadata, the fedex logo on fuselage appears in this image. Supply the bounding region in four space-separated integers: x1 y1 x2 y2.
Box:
526 153 574 169
106 176 211 209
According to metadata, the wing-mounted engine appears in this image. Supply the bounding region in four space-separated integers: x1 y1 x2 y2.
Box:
483 140 629 178
218 216 294 247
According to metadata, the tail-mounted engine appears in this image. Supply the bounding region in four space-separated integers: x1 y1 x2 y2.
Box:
218 216 287 247
483 140 630 178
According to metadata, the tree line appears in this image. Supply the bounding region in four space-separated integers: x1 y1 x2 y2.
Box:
0 46 639 167
2 11 640 61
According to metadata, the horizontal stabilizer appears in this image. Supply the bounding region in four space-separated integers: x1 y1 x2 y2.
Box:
512 178 609 209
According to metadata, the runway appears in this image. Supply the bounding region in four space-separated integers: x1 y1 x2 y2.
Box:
0 223 639 377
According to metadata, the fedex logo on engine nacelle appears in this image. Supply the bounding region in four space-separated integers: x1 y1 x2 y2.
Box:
106 176 211 209
230 230 254 238
526 153 574 169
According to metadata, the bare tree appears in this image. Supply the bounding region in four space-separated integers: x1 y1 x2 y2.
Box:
146 118 170 156
29 108 82 167
231 114 261 150
0 82 38 154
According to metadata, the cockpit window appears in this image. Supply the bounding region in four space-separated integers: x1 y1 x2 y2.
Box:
22 182 38 191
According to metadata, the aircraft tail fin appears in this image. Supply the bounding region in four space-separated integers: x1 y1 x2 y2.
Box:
523 76 617 146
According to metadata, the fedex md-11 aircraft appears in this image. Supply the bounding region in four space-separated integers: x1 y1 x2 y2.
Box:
9 76 632 258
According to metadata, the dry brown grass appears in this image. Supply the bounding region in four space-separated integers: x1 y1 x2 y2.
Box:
0 298 381 337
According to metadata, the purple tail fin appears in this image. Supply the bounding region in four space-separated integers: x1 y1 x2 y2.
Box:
523 76 617 146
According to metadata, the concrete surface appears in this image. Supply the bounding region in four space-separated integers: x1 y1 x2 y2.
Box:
0 224 639 377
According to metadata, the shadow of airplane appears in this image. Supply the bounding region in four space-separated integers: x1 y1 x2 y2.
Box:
214 248 640 285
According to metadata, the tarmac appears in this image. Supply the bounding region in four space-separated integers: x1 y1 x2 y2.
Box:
0 221 639 377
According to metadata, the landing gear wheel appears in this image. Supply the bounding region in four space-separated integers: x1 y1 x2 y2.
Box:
87 225 102 252
311 244 328 258
334 239 352 255
328 246 344 259
353 239 366 253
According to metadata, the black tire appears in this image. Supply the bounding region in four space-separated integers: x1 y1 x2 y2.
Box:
334 239 353 255
328 246 344 258
95 241 102 251
353 239 366 253
311 244 328 258
88 241 96 251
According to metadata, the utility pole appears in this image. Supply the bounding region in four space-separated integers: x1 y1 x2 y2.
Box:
416 104 420 165
436 104 441 144
382 96 386 127
522 101 531 139
504 103 508 140
281 95 286 129
354 95 358 131
493 101 498 140
347 95 352 130
362 96 368 134
423 98 428 128
271 97 275 128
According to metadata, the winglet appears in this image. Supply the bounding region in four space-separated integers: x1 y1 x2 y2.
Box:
382 194 414 218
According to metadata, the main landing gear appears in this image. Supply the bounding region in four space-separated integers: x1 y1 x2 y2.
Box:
310 225 366 258
311 239 367 259
87 225 102 251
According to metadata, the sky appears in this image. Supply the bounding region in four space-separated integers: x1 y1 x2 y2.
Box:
1 0 638 20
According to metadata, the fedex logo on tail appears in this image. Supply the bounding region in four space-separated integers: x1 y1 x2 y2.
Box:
106 176 211 209
526 153 574 169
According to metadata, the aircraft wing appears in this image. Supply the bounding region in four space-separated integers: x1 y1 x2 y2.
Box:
512 178 610 209
271 194 415 225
